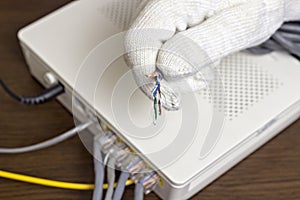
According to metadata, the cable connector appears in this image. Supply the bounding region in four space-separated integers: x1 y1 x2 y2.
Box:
98 131 117 153
112 143 131 168
139 172 159 194
126 157 146 179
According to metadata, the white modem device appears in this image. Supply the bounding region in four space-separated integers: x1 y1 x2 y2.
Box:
18 1 300 199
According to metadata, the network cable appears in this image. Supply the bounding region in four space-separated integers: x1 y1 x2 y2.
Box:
113 171 130 200
0 170 134 190
0 120 95 154
0 122 148 199
105 156 117 200
134 182 145 200
93 138 105 200
0 78 147 199
0 79 64 105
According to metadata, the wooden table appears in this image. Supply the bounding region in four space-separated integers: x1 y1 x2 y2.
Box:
0 1 299 199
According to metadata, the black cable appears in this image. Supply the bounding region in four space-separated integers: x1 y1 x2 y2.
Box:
0 79 65 105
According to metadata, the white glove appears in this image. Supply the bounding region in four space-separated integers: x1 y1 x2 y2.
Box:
125 0 300 110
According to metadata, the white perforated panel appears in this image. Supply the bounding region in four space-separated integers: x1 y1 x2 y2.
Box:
99 0 147 30
200 53 283 120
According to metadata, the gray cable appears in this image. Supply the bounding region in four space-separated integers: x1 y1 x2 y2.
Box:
279 31 300 43
247 46 273 55
248 39 285 55
248 21 300 57
273 32 300 57
134 183 144 200
280 23 300 34
93 139 105 200
105 156 116 200
261 39 286 51
0 120 95 154
112 171 130 200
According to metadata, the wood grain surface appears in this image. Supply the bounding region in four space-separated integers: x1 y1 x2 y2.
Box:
0 1 299 199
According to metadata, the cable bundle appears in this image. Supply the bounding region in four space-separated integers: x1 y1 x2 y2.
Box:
249 21 300 58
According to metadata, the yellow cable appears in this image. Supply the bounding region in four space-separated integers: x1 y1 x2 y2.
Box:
0 170 134 191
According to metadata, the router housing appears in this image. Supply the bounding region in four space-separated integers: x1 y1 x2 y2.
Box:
18 1 300 199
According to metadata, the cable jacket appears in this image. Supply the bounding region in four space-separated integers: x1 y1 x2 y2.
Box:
249 21 300 57
0 169 134 190
0 80 21 102
112 171 130 200
280 23 300 34
0 170 94 190
93 140 105 200
134 183 144 200
273 32 300 57
0 80 64 105
105 157 116 200
0 120 94 154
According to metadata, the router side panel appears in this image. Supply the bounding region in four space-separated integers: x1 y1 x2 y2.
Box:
19 41 106 138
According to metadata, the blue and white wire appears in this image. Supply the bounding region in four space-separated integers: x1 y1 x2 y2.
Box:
152 84 160 97
93 138 105 200
0 119 95 154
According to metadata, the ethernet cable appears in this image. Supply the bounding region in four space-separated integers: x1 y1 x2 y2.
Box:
0 116 144 198
0 120 95 154
134 182 145 200
0 79 65 105
93 138 105 200
94 133 140 200
105 156 117 200
0 170 134 190
112 171 130 200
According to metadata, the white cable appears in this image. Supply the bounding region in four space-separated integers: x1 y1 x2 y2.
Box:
0 119 95 154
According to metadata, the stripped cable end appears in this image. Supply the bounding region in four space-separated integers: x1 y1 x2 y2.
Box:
147 72 162 125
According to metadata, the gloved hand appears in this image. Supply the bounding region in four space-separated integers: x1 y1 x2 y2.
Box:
125 0 300 110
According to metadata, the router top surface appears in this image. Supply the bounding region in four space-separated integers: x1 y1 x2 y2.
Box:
19 0 300 187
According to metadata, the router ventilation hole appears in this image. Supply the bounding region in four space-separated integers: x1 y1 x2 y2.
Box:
199 54 282 121
98 0 148 30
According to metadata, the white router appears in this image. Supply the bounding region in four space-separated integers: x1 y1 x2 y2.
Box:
18 1 300 199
